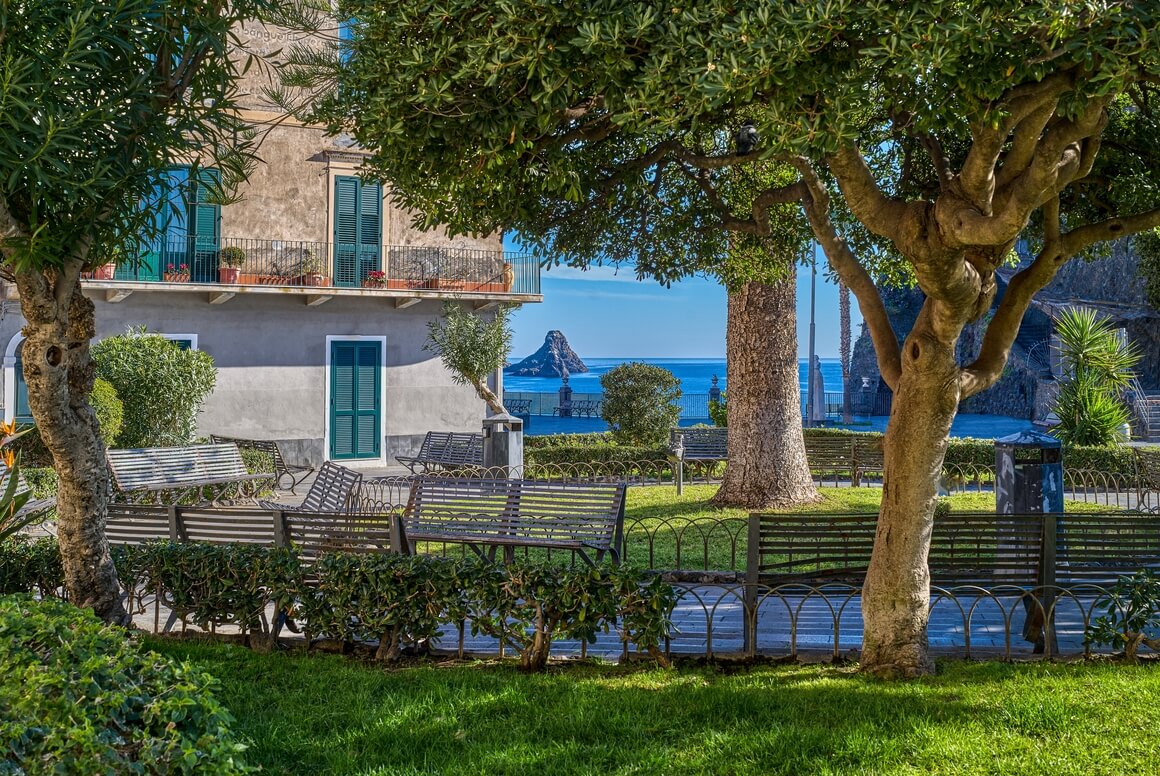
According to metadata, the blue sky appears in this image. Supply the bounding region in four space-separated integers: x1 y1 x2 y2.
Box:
507 240 864 361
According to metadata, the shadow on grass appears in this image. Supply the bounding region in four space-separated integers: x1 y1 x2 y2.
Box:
150 639 1149 776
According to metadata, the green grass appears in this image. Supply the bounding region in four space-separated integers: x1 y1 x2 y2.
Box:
149 638 1160 775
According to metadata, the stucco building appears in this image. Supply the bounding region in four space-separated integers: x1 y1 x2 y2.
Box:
0 20 541 466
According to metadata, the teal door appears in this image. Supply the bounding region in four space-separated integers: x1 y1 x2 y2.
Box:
333 176 382 287
329 341 382 460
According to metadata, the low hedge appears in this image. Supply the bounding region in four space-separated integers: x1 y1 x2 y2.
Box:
526 428 1146 479
0 595 252 774
0 537 63 598
106 541 679 671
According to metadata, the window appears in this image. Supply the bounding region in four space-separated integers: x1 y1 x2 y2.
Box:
126 167 220 282
333 176 382 287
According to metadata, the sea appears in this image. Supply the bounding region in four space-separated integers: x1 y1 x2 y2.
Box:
503 357 1035 439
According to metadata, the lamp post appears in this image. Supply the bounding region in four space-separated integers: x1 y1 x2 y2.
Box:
805 243 818 427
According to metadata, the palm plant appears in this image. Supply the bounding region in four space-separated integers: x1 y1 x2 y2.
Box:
1051 307 1141 446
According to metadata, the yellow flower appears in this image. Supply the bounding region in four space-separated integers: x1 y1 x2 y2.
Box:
0 420 15 437
1 449 15 469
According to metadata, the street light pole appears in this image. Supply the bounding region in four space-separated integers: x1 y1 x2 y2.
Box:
806 243 817 428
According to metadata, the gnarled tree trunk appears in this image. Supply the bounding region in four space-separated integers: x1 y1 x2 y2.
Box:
859 311 960 678
16 264 125 624
712 274 817 508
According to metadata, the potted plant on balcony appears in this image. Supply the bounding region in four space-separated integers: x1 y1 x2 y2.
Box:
218 246 246 284
295 248 329 287
362 270 387 288
163 263 190 282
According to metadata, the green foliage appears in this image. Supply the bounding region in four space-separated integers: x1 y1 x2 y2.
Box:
1137 230 1160 310
20 467 58 500
0 596 252 774
0 537 63 597
600 363 682 446
92 328 218 448
425 301 514 412
219 246 247 268
1051 308 1141 447
709 394 728 427
526 442 669 468
1085 571 1160 662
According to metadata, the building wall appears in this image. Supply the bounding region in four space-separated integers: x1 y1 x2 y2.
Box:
0 292 494 467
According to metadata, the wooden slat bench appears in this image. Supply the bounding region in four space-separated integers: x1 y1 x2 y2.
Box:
259 461 363 515
105 504 277 546
395 431 484 475
107 444 274 505
802 437 857 486
669 427 728 494
399 477 627 566
211 435 315 494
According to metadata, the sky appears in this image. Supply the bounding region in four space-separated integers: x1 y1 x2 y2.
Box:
507 238 864 361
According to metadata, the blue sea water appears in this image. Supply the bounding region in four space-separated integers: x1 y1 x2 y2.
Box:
504 357 1034 439
503 357 845 399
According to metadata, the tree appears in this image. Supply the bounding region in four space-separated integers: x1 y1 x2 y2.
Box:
284 2 820 509
289 2 1160 676
0 0 277 621
599 363 681 447
1050 307 1140 446
425 301 513 415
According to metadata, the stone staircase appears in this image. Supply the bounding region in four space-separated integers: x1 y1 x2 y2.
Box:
1133 392 1160 442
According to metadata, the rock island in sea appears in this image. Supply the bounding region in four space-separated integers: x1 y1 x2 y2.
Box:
505 330 588 377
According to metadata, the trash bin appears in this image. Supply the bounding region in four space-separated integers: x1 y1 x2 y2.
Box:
482 413 524 478
995 430 1063 515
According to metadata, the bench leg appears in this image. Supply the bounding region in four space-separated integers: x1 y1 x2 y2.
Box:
675 460 684 495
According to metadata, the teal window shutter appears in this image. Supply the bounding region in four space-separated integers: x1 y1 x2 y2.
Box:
189 169 221 283
333 176 382 287
13 344 31 422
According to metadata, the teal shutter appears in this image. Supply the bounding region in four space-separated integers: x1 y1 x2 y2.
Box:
13 346 31 422
330 341 381 459
333 176 381 287
189 169 221 283
358 181 382 284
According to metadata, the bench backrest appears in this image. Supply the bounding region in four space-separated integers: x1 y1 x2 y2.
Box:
105 505 276 545
210 435 289 474
802 437 855 472
1137 447 1160 489
416 431 484 467
748 511 1043 587
283 511 395 565
298 461 363 513
406 477 626 550
107 444 250 492
670 427 728 460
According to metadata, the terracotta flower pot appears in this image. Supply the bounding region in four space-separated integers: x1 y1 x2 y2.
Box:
163 272 191 283
219 267 240 284
92 263 117 280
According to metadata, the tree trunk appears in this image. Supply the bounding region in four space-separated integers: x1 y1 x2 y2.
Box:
15 267 126 624
859 317 959 678
712 274 817 508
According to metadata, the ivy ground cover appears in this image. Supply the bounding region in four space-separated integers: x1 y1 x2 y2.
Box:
151 639 1160 776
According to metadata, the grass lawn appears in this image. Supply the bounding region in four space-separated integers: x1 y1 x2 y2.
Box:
151 638 1160 775
619 485 1113 571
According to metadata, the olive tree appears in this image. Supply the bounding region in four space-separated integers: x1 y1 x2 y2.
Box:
285 1 1160 676
0 0 279 621
425 301 513 415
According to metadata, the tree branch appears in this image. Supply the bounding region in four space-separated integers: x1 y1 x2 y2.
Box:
825 145 908 243
1060 205 1160 257
791 158 902 391
919 133 953 192
995 102 1056 189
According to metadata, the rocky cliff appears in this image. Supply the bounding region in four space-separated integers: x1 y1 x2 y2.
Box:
505 330 589 377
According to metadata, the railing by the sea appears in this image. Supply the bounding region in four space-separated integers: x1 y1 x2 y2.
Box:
502 390 849 420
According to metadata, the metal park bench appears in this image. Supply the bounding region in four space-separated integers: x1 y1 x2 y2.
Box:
210 435 315 494
743 509 1160 652
802 435 885 486
259 461 363 515
395 431 484 475
1136 447 1160 512
506 399 533 416
398 476 627 566
669 427 728 494
106 444 274 505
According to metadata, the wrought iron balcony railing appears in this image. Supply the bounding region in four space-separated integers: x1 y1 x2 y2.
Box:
86 238 541 295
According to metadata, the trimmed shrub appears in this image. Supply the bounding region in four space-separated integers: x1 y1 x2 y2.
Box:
0 595 252 774
92 328 217 448
0 537 63 597
600 362 682 446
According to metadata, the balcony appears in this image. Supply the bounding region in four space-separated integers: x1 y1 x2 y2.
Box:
79 238 541 307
